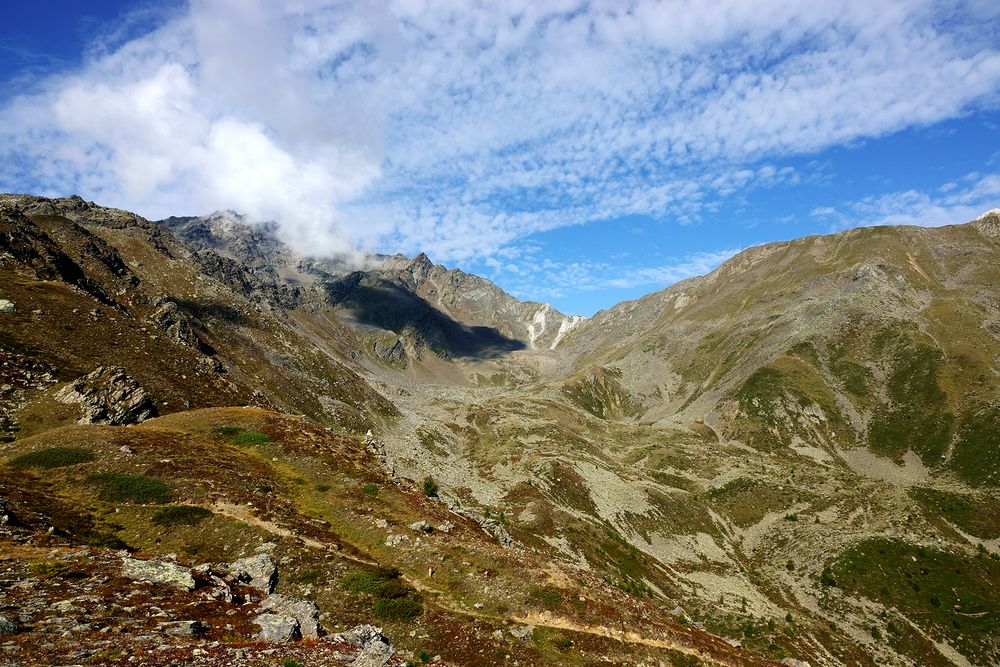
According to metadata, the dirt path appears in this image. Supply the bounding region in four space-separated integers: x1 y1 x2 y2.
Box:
205 501 765 666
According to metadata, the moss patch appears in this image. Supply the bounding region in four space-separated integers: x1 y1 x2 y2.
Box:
8 446 95 469
88 472 171 504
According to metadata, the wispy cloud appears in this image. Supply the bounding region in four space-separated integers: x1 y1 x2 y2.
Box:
812 172 1000 229
492 248 743 304
2 1 999 261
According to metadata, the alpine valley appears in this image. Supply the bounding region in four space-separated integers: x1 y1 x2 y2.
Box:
1 194 998 667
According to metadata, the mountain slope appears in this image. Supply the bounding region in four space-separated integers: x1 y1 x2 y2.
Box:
3 194 1000 666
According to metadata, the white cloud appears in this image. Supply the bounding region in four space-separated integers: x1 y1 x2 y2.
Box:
812 172 1000 229
2 0 999 261
493 248 743 305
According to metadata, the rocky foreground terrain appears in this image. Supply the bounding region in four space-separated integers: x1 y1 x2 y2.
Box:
0 194 998 666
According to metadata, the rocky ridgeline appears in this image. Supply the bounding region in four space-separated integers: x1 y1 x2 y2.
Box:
0 525 405 666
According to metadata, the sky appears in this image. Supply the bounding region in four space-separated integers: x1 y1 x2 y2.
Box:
2 1 999 316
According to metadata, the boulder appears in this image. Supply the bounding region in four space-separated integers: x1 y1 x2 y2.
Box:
780 659 812 667
0 300 15 314
255 613 300 643
228 553 278 593
55 366 156 425
121 558 196 591
330 625 394 667
159 620 205 637
259 594 321 638
408 520 432 533
509 624 534 641
0 614 16 635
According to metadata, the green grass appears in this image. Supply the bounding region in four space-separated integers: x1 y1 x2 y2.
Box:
341 567 409 599
151 505 213 527
529 586 563 607
88 472 171 504
909 487 1000 539
8 447 95 469
867 338 953 466
949 405 1000 487
341 567 422 622
829 538 1000 663
213 426 274 446
232 431 273 445
371 597 423 621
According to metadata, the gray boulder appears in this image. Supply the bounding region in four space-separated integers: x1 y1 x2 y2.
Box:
408 520 432 533
0 300 15 314
55 366 156 425
259 594 321 638
330 625 394 667
255 613 300 643
228 553 278 593
121 557 196 591
0 614 16 635
159 620 205 637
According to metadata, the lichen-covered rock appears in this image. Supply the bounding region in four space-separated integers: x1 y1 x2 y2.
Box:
55 366 155 425
330 625 394 667
0 299 15 314
228 553 278 593
255 613 300 643
0 614 17 635
259 594 321 638
121 558 195 591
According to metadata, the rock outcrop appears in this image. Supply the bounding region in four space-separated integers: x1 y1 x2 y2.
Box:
254 613 300 643
228 553 278 593
55 366 155 425
259 594 321 638
121 557 196 592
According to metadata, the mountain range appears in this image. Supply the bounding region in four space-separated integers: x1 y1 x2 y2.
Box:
1 193 998 666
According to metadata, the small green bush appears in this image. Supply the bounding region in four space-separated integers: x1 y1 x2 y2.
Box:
282 659 303 667
89 472 170 504
232 431 273 445
362 483 379 496
372 597 422 622
151 505 212 527
9 447 95 469
341 568 407 598
423 475 439 497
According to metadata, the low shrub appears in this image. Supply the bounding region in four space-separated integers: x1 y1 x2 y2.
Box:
9 447 95 469
372 597 422 622
151 505 212 527
88 472 170 504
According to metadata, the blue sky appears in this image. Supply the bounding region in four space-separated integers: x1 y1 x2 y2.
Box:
2 1 1000 316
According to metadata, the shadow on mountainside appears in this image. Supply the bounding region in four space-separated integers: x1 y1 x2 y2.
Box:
322 272 526 359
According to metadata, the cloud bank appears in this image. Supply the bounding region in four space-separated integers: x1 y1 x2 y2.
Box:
2 0 1000 260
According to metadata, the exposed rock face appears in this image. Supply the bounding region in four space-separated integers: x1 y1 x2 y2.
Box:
258 594 321 638
55 366 155 425
121 558 196 591
330 624 394 667
151 299 215 354
228 553 278 593
254 613 300 643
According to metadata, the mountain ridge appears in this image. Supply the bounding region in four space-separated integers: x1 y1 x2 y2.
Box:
2 193 1000 667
